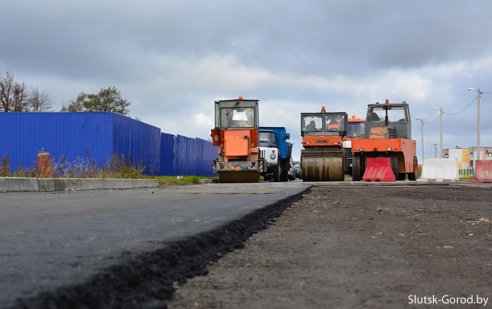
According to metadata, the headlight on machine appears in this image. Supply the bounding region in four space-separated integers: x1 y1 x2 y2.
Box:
306 141 311 145
333 141 339 145
387 147 392 151
270 153 276 160
359 147 364 152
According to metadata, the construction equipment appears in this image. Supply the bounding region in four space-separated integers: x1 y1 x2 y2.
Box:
211 97 266 183
300 106 348 181
259 127 293 182
351 100 418 181
343 115 366 176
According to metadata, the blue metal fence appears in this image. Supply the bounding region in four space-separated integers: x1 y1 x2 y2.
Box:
163 135 218 176
112 114 161 174
1 112 111 170
160 133 175 176
0 112 218 177
0 112 161 175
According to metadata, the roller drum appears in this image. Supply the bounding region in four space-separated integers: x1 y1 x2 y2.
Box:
301 155 344 181
218 171 260 183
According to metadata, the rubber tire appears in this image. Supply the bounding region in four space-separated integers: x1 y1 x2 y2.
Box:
352 154 362 181
390 153 399 180
272 163 281 182
280 159 289 182
408 156 418 181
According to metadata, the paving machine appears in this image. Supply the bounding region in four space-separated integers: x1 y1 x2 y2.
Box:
211 97 266 183
300 106 348 181
351 100 418 181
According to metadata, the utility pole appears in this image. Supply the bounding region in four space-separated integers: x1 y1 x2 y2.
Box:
439 109 443 157
468 88 483 164
416 118 424 164
433 108 443 157
477 88 481 160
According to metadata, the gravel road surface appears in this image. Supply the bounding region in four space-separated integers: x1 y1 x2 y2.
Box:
168 184 492 309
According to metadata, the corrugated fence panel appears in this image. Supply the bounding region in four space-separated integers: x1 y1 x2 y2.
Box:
185 137 197 176
112 114 161 175
194 139 204 176
196 138 219 176
162 135 218 176
206 139 219 176
160 133 175 175
0 112 113 172
0 113 217 177
0 113 29 168
175 135 188 176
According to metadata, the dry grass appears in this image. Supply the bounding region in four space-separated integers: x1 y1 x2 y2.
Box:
0 154 218 184
0 154 146 179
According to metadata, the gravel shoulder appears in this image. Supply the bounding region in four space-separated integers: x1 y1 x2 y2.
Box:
168 184 492 309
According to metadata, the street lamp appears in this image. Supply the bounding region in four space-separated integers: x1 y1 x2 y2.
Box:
416 117 424 164
468 87 481 161
433 107 443 157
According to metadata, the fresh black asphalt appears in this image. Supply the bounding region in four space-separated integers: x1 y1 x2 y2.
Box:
0 183 309 308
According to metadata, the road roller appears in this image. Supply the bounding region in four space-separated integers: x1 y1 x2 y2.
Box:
300 107 348 181
351 100 418 181
211 97 267 183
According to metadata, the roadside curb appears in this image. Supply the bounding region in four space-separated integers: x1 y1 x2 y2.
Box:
0 177 159 192
198 179 219 184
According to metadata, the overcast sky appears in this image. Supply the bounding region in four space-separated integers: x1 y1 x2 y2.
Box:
2 0 492 161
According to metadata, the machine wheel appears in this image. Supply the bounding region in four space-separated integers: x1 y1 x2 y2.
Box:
352 154 362 181
408 156 418 181
389 153 407 181
390 153 398 179
398 173 406 181
272 163 281 182
280 159 289 182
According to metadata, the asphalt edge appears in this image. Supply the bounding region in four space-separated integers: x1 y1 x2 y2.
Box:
9 186 311 309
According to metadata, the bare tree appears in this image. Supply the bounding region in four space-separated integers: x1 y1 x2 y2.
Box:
0 72 28 112
27 87 53 111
